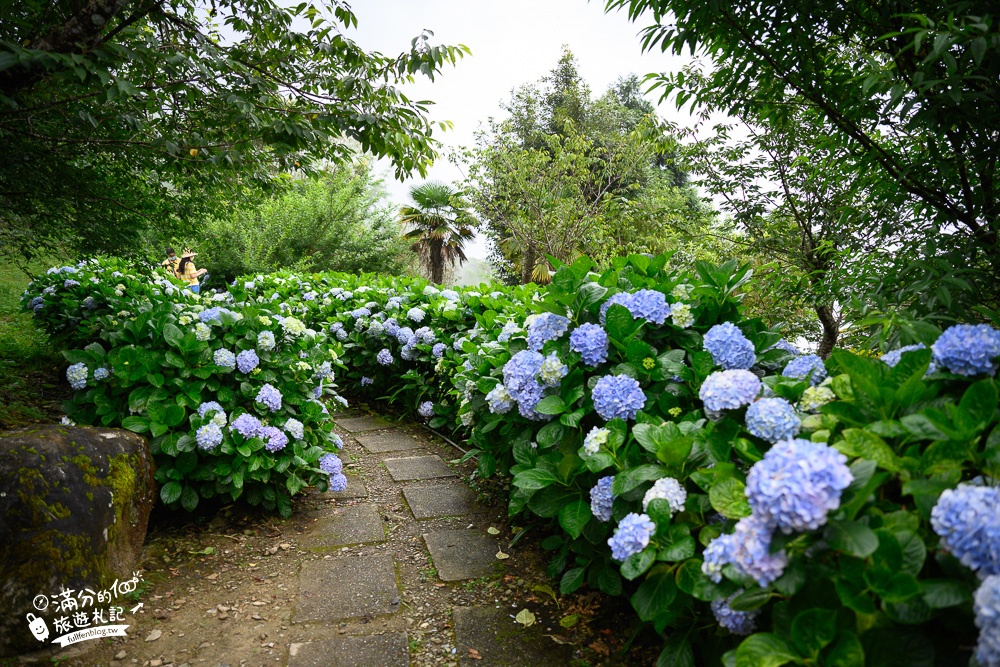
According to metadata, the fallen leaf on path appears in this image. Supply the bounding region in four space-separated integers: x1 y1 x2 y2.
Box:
467 648 483 660
487 527 500 535
515 608 536 627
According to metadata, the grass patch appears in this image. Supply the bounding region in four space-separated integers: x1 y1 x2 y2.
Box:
0 259 66 429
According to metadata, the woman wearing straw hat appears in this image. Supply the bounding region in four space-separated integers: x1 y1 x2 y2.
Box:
175 249 208 293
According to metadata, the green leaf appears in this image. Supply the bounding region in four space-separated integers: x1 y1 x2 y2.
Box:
162 323 184 348
921 579 971 609
728 587 772 612
791 608 837 657
836 429 902 472
959 379 998 426
709 477 751 519
824 519 879 558
657 634 694 667
630 565 677 621
612 464 666 495
512 468 560 490
675 559 720 601
824 631 865 667
557 500 591 539
735 633 799 667
534 395 567 415
160 481 182 504
180 486 200 511
621 546 656 580
560 566 586 594
121 416 149 433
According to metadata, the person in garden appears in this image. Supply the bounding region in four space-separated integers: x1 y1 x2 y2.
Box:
175 249 207 293
160 247 180 274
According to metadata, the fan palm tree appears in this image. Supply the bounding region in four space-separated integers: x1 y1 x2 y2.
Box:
400 181 476 284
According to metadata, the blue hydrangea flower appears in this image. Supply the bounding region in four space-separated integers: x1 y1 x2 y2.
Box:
880 343 937 372
712 592 761 636
485 384 514 414
583 427 609 456
782 354 827 385
498 321 521 343
599 292 633 324
387 297 404 309
432 343 447 358
745 398 800 442
198 401 227 427
570 323 609 366
608 513 656 561
702 515 788 587
261 426 289 453
63 279 79 288
257 330 276 351
199 307 224 324
527 312 571 351
66 363 88 390
319 453 343 475
592 374 646 421
329 473 348 492
418 401 434 418
699 370 761 411
932 324 1000 376
931 484 1000 575
642 477 686 514
196 423 224 450
377 349 393 366
746 438 852 534
628 289 671 325
195 322 212 341
334 328 348 341
503 350 545 402
704 322 756 370
255 383 283 412
330 433 344 450
975 575 1000 667
453 337 467 351
230 413 262 439
236 349 259 374
361 376 374 386
284 418 304 440
214 349 236 371
393 326 412 345
28 296 43 308
590 476 615 522
351 307 371 319
93 367 110 381
407 307 425 322
383 318 400 337
329 321 344 334
538 352 568 388
368 320 385 337
415 326 436 344
766 339 800 356
401 344 418 361
440 289 460 301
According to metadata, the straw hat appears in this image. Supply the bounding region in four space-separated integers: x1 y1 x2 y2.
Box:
181 249 198 258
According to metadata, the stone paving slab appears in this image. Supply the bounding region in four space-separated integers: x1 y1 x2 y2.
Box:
384 455 456 481
404 484 480 519
356 430 422 453
328 473 367 499
287 632 409 667
453 606 572 666
424 529 501 581
300 504 385 550
295 554 399 621
336 416 394 433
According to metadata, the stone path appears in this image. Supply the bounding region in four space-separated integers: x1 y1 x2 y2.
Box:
285 411 572 667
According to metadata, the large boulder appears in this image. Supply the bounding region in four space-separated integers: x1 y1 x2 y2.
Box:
0 425 155 658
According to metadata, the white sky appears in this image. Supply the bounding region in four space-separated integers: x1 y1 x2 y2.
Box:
345 0 700 259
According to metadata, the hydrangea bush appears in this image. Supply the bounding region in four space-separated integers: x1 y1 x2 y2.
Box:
25 253 1000 665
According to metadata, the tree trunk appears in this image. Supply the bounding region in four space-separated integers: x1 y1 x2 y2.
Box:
520 242 536 284
816 304 840 358
430 238 444 284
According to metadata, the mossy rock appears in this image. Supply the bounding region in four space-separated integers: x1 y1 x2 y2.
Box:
0 425 155 658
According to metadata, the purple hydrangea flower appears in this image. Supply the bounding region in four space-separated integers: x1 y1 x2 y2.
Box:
432 343 447 358
319 453 343 475
704 322 756 370
361 376 374 386
497 321 520 343
975 575 1000 667
932 324 1000 376
746 439 852 534
570 323 609 366
199 307 224 323
93 367 110 381
415 326 436 344
745 398 801 442
782 354 828 385
590 476 615 522
384 318 400 336
351 307 371 319
329 473 348 492
702 515 788 587
284 418 304 440
503 350 545 403
712 592 761 635
213 349 236 371
931 484 1000 575
699 369 761 411
592 374 646 421
377 349 393 366
766 338 799 356
236 349 259 374
230 413 262 439
395 326 414 345
418 401 434 418
196 423 224 450
628 289 671 325
608 513 656 561
330 433 344 449
64 279 79 288
261 425 288 452
255 383 283 412
66 363 88 390
527 312 571 351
